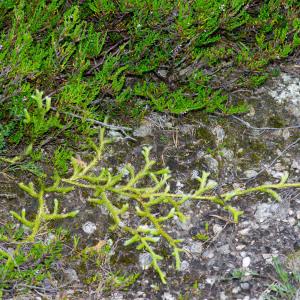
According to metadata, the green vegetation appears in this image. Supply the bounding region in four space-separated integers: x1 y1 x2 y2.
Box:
1 0 299 150
0 225 68 297
263 257 300 300
2 119 300 289
1 0 300 297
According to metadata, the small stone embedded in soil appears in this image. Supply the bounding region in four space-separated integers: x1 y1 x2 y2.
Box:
236 244 246 250
204 155 219 173
220 148 234 161
239 227 251 236
157 69 167 78
219 292 229 300
240 282 250 290
212 126 225 145
240 251 247 258
108 130 123 140
213 224 223 235
254 203 283 223
206 276 216 285
232 286 241 294
202 249 214 259
110 292 123 300
292 159 300 171
243 170 258 178
190 241 203 254
242 257 251 268
218 244 230 255
180 260 190 272
191 169 199 179
82 221 97 234
139 252 152 270
162 292 176 300
288 217 297 226
133 123 152 137
282 128 290 140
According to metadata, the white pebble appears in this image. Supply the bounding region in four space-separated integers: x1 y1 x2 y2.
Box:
82 221 97 234
242 257 251 268
213 224 223 235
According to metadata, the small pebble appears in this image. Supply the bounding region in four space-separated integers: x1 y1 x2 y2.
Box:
139 253 152 270
180 260 190 272
162 292 175 300
242 257 251 268
82 221 97 234
213 224 223 235
244 170 258 178
202 250 214 259
288 217 296 226
232 286 241 294
190 242 203 254
240 282 250 290
206 276 216 285
239 228 250 236
236 244 246 251
240 251 247 258
219 292 228 300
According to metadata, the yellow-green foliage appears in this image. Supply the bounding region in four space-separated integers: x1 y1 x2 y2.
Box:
4 124 300 284
1 0 299 149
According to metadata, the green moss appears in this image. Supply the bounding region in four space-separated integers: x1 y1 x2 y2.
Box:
249 140 268 153
195 127 216 148
268 115 286 128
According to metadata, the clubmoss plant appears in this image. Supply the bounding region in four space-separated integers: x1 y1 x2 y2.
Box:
9 123 299 283
0 179 78 295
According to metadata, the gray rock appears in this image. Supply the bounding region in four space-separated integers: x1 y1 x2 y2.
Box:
218 244 230 255
157 69 167 78
179 65 193 77
206 276 216 285
212 126 225 145
213 224 223 235
239 227 251 236
268 73 300 117
139 252 152 270
133 123 152 137
288 217 297 226
244 170 258 178
254 202 288 223
82 221 97 234
162 292 176 300
204 155 219 173
232 286 241 294
202 249 214 259
110 292 124 300
241 282 250 290
242 257 251 268
180 260 190 272
219 292 229 300
236 244 246 250
220 148 234 161
292 159 300 171
190 241 203 254
108 130 124 140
